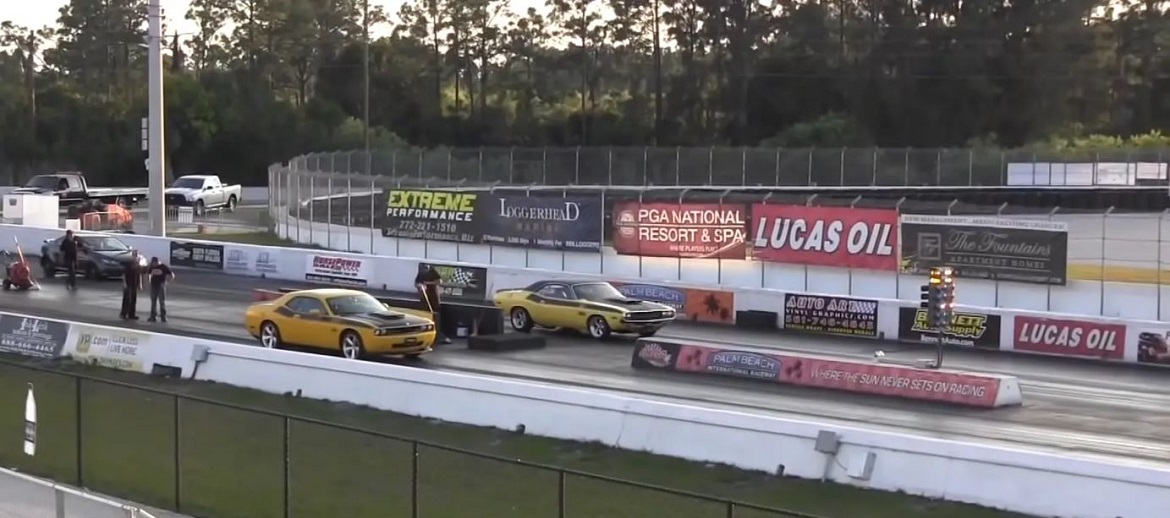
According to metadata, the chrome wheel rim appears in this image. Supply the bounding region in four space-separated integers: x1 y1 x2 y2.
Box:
260 324 277 348
589 318 606 338
342 335 360 359
511 309 527 329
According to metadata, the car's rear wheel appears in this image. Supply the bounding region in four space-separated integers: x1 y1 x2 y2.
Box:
85 263 99 280
340 331 366 359
510 307 534 332
587 316 612 339
259 321 282 349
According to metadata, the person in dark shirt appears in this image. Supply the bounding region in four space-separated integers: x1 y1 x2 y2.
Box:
120 250 143 320
147 257 174 322
60 229 84 290
414 265 451 344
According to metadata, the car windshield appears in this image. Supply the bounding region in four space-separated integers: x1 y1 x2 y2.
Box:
573 283 625 301
78 236 129 251
171 178 204 189
327 294 385 315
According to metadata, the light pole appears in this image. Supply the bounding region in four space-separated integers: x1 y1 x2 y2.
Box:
363 0 371 160
146 0 166 236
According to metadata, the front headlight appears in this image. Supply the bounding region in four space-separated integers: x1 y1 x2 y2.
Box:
185 194 196 201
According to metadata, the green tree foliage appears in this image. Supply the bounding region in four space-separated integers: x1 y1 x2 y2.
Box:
5 0 1170 185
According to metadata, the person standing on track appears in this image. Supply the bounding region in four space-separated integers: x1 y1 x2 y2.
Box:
147 257 174 322
415 265 451 344
60 229 84 290
120 250 144 320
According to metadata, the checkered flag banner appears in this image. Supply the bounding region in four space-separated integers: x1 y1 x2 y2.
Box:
444 267 478 288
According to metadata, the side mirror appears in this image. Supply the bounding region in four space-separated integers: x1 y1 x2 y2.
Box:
308 309 322 316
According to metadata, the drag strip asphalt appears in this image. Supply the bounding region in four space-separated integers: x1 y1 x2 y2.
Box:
3 271 1169 467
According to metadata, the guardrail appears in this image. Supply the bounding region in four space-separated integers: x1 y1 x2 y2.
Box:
0 466 157 518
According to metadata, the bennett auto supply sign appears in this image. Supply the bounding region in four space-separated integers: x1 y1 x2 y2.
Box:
478 194 602 251
382 190 480 243
783 294 878 338
1012 315 1124 360
899 214 1069 285
612 202 748 259
898 308 1001 349
305 254 372 287
750 205 898 270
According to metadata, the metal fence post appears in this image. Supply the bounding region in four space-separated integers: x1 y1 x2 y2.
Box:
370 178 377 255
283 416 291 518
411 442 420 518
308 175 315 245
173 395 182 510
327 175 333 248
557 470 566 518
74 377 82 487
346 175 353 252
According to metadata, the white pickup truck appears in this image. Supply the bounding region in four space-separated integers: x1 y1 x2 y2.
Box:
164 175 242 215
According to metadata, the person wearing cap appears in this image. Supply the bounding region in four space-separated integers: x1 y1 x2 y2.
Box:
414 265 451 344
120 250 144 320
147 256 174 322
60 229 86 290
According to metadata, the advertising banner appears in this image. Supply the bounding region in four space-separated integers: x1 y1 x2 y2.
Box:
897 307 1002 349
0 315 68 358
612 202 748 259
783 294 878 338
478 194 602 251
611 283 735 324
169 241 224 270
1136 331 1170 365
418 262 487 300
1012 316 1125 360
631 339 682 370
899 214 1069 285
305 254 372 287
668 344 1000 407
750 205 898 270
224 247 279 275
70 325 148 372
382 189 481 243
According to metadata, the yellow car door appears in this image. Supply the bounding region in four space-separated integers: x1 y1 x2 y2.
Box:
532 284 575 328
281 296 332 349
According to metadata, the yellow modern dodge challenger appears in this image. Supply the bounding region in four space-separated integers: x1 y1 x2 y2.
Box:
493 281 676 339
245 288 436 359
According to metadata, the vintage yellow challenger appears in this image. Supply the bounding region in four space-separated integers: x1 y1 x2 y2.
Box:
493 281 676 339
245 288 436 359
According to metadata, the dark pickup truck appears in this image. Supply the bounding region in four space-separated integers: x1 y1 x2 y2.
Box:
12 172 148 206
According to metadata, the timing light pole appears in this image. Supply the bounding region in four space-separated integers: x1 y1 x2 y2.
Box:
146 0 166 236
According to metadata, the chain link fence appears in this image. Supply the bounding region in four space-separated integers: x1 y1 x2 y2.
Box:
279 147 1170 187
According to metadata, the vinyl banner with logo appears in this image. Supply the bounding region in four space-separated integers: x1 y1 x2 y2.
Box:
782 294 879 338
477 194 602 251
899 214 1069 285
170 241 224 270
69 325 149 372
750 205 898 270
224 246 280 276
612 202 748 259
611 282 735 324
418 262 487 300
382 190 481 243
305 254 372 287
1012 316 1124 360
897 307 1001 349
0 314 69 358
1136 330 1170 365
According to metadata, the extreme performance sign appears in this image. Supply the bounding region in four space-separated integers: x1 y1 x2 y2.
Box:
382 190 480 243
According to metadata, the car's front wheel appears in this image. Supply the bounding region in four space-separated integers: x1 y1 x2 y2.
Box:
259 321 282 349
340 331 366 360
587 316 612 340
40 258 55 278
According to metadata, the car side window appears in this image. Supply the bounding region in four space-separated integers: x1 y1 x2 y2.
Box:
538 284 571 299
286 296 327 314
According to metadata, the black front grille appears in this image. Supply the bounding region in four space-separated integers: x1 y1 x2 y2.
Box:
626 311 670 321
379 325 425 335
166 195 189 205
